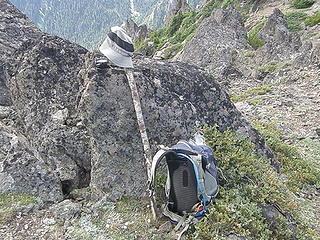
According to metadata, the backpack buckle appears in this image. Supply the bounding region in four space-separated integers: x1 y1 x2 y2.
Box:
196 203 204 213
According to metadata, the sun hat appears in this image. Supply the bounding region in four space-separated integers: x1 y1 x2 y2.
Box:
99 26 134 68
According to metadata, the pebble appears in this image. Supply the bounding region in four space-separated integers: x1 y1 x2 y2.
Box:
43 218 56 226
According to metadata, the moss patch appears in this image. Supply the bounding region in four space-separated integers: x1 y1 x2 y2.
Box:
253 122 320 192
70 197 173 240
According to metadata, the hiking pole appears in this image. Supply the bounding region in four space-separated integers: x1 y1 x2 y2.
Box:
125 69 157 221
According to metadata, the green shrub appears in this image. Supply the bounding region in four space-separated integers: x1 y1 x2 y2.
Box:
222 0 235 8
134 38 148 52
305 11 320 27
186 125 319 239
242 13 250 22
166 12 184 37
285 11 308 31
248 20 266 50
291 0 316 9
198 0 222 20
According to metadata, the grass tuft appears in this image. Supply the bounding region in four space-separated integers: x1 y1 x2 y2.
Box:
248 20 266 50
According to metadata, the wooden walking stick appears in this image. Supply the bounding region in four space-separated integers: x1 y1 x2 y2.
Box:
125 69 157 221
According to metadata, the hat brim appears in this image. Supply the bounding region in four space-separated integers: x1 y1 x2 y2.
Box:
99 37 133 68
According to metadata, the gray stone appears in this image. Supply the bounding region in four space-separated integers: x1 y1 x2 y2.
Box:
124 19 149 44
180 7 248 77
49 199 82 221
0 124 63 202
5 35 90 195
256 8 302 64
226 234 247 240
78 53 278 200
0 0 43 107
43 218 56 226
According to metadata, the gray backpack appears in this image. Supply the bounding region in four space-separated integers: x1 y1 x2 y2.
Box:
149 140 219 236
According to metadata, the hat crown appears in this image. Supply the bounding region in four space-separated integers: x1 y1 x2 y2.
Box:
110 26 133 46
99 26 134 68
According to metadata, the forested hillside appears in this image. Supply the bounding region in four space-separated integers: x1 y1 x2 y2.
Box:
10 0 202 50
10 0 131 49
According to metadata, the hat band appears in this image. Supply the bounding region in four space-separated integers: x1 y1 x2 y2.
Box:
106 37 133 57
108 32 134 53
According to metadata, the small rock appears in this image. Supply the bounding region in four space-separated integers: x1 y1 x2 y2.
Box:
43 218 56 226
49 199 82 221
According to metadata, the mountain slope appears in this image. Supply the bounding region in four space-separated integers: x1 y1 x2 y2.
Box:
10 0 131 50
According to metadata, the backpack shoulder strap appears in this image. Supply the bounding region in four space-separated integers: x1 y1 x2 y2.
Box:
149 147 168 194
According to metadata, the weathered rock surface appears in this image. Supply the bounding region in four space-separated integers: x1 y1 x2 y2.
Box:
124 19 149 44
0 60 12 106
255 8 302 64
1 0 90 201
180 6 249 76
78 53 277 200
0 122 63 202
0 0 42 106
5 34 90 197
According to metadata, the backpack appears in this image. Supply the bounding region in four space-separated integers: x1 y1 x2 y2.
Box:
149 140 219 237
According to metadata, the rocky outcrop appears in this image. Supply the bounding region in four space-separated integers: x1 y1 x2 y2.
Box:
77 53 277 200
1 0 277 202
294 41 320 68
180 6 249 77
0 122 63 202
0 0 42 106
5 34 89 198
124 19 149 44
255 8 302 64
165 0 191 24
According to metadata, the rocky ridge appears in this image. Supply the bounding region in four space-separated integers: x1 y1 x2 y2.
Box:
1 0 319 239
0 0 275 203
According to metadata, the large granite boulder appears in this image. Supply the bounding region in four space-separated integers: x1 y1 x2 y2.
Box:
78 53 277 200
0 123 63 202
180 6 249 77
